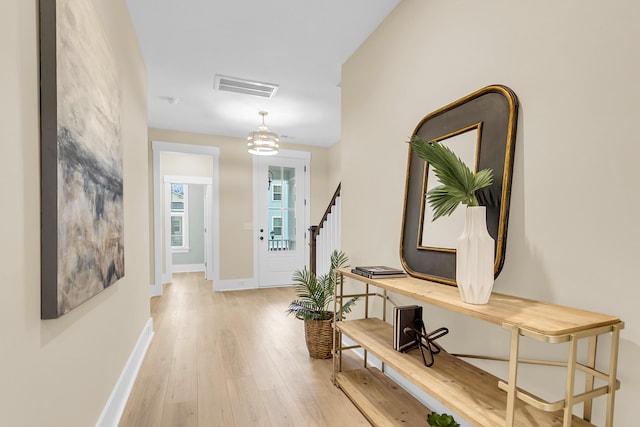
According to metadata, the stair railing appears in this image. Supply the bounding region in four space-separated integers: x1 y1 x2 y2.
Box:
309 183 341 275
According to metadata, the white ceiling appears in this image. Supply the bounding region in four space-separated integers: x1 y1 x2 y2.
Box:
126 0 400 147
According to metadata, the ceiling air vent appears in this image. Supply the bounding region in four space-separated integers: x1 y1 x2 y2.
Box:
214 75 279 98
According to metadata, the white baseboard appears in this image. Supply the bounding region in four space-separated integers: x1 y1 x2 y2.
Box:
171 263 205 273
214 278 258 291
342 336 470 427
150 282 162 297
95 318 154 427
214 279 293 292
162 273 171 284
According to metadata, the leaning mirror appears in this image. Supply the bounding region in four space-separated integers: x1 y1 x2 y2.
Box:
400 85 519 285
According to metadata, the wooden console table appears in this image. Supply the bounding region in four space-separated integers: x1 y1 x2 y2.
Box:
333 268 623 427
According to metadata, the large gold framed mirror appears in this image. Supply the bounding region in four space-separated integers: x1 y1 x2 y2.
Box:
400 85 519 285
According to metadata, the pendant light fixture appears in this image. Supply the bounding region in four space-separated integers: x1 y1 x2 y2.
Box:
247 111 279 156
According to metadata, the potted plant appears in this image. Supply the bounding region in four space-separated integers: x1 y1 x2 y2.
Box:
287 250 358 359
409 136 495 304
427 411 460 427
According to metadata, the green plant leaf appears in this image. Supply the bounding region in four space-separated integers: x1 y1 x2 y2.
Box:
409 136 493 220
472 168 493 194
427 412 460 427
336 296 359 320
286 250 358 321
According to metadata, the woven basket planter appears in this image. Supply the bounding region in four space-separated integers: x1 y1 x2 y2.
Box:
304 317 334 359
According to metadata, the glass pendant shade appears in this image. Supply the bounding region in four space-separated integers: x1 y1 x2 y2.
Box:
248 111 279 155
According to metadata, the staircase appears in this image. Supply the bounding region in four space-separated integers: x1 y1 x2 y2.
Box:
309 183 341 276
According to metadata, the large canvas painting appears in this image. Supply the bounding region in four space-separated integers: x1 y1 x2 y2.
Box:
40 0 124 318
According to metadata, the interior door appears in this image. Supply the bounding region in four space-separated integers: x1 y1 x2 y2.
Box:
256 155 307 287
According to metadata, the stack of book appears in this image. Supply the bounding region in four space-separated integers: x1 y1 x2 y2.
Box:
393 305 423 351
351 265 407 279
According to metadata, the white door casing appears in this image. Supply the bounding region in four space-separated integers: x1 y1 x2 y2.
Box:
163 176 212 278
151 141 220 297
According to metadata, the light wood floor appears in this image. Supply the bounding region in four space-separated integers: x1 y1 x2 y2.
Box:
119 272 370 427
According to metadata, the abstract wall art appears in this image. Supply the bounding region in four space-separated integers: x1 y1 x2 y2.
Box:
40 0 124 318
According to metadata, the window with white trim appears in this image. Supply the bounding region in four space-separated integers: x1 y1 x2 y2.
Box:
272 216 282 237
170 183 189 251
272 183 282 201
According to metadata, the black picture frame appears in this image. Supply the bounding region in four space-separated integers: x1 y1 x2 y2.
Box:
400 85 518 285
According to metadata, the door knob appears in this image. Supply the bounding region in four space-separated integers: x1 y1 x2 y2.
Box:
259 236 264 240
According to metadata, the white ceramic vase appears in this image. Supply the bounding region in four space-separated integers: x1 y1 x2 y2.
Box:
456 206 495 304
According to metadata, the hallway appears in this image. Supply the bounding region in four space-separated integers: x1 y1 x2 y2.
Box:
119 273 369 426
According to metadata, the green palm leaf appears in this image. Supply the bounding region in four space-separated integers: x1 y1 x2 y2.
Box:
409 136 493 221
286 250 358 321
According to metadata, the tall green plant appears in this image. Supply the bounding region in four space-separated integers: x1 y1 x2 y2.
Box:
287 250 358 321
409 136 493 221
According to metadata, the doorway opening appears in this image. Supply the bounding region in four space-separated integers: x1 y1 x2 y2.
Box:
151 141 220 297
164 178 212 277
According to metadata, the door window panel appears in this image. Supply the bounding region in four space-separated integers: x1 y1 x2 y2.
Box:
268 166 296 251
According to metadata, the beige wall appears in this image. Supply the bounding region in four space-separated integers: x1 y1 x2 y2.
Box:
328 140 342 193
0 0 150 426
342 0 639 424
160 151 214 177
149 128 334 280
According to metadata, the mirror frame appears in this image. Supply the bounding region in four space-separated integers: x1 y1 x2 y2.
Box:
400 85 519 285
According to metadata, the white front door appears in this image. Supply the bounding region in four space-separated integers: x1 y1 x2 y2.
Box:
255 154 309 287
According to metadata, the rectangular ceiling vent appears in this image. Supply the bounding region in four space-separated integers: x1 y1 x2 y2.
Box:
214 75 279 98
